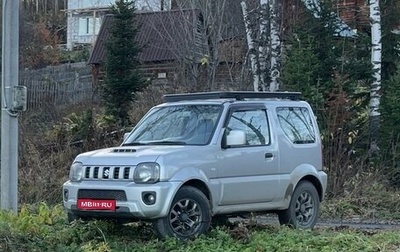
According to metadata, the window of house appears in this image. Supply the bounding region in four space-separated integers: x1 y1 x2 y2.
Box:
78 17 101 35
277 107 316 144
157 72 167 79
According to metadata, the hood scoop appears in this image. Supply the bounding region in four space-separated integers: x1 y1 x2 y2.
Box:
112 148 137 153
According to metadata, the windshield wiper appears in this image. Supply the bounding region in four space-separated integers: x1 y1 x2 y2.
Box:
121 142 148 146
122 141 186 146
148 141 187 145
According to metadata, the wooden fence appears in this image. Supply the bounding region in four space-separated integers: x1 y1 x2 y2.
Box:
19 62 95 110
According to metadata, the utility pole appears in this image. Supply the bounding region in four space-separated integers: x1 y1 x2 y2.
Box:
1 0 20 212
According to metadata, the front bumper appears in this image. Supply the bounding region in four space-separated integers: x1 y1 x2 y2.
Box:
63 180 181 219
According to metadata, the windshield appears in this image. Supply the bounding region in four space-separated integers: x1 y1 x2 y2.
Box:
124 104 222 145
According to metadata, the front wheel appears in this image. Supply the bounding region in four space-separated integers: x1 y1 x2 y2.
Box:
152 186 211 239
278 181 320 228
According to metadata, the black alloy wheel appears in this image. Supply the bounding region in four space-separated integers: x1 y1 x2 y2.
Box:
278 181 320 229
153 186 211 239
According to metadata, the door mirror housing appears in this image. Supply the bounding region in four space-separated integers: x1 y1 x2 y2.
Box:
223 130 246 148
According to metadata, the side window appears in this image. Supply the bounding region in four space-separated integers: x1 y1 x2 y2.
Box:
277 107 316 144
226 108 270 146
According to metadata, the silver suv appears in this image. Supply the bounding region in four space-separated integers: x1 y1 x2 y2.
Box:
63 91 327 239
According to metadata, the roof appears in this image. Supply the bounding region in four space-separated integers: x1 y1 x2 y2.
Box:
88 9 204 65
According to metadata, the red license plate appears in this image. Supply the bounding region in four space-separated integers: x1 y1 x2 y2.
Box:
77 199 116 211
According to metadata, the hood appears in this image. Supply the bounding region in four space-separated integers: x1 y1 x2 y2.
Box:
74 145 187 166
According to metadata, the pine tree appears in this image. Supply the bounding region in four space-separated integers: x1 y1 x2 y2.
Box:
281 1 372 195
103 0 145 126
380 66 400 186
381 0 400 80
379 1 400 184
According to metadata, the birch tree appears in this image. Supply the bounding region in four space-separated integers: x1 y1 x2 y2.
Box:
241 1 261 91
259 0 270 91
369 0 382 154
241 0 282 92
269 0 281 92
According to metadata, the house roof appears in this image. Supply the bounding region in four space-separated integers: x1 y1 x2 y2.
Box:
88 9 204 65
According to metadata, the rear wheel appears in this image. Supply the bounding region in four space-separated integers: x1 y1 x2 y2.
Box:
278 181 320 228
153 186 211 239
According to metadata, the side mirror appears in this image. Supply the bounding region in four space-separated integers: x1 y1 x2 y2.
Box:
224 130 246 148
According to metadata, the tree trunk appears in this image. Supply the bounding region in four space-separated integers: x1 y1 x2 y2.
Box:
269 0 281 92
241 1 261 91
205 0 225 91
258 0 270 91
369 0 382 154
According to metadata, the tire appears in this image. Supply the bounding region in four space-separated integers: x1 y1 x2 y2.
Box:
278 181 320 229
152 186 211 239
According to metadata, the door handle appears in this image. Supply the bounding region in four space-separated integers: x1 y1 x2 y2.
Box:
265 153 273 158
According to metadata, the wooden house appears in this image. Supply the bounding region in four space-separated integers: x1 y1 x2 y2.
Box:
88 8 248 91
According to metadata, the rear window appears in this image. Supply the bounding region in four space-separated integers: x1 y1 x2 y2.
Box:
276 107 316 144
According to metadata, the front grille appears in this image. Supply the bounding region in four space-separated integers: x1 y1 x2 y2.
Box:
78 189 127 201
83 166 134 180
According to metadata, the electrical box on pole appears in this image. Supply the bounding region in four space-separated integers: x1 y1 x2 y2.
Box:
12 86 27 112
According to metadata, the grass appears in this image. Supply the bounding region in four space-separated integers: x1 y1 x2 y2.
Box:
320 178 400 222
1 203 400 251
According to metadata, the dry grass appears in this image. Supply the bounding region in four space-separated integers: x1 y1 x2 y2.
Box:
321 171 400 221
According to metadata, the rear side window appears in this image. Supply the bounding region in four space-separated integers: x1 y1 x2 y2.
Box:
276 107 316 144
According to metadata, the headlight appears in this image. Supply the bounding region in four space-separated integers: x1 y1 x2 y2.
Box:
134 162 160 184
69 162 83 182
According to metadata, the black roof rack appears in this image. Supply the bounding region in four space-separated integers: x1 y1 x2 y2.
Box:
163 91 302 103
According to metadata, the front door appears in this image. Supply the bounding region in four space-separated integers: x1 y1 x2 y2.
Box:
216 104 279 205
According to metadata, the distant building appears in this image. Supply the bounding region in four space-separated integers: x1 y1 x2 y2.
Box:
87 9 215 90
66 0 171 50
